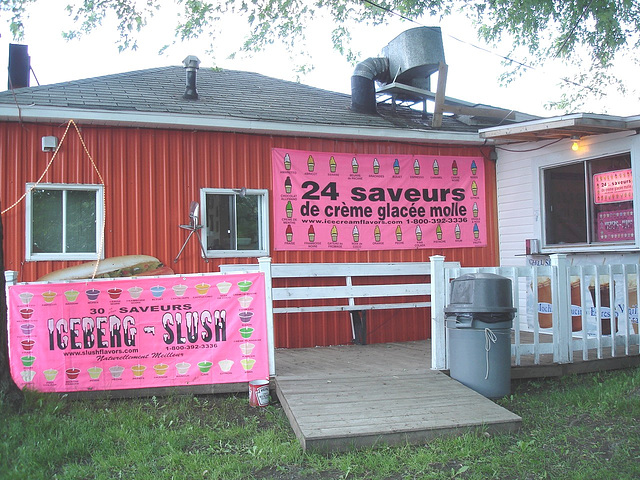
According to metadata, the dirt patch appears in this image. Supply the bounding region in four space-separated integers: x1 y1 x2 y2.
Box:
253 466 344 480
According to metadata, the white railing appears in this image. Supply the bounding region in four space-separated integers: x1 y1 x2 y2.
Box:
8 254 639 374
430 254 640 370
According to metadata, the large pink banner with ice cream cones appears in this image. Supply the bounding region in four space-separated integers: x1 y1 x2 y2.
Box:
272 148 486 250
8 273 268 393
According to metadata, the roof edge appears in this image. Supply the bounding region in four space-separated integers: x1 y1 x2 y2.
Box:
478 112 634 141
0 105 490 145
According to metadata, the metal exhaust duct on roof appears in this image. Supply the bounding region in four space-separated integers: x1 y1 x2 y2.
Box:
351 27 445 114
351 57 389 115
182 55 201 100
8 44 30 90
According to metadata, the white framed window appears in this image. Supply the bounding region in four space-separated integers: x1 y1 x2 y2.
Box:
542 153 634 249
25 183 104 261
200 188 269 258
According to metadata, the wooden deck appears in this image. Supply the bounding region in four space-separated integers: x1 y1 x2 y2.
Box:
274 341 522 452
274 338 640 452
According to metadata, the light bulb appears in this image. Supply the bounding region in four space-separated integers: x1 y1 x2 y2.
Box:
570 135 580 151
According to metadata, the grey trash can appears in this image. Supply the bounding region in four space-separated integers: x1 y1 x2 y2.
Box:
445 273 516 398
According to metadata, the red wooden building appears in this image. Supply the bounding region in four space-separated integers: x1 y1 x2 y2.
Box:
0 36 536 348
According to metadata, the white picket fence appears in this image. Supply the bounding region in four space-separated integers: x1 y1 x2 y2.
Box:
430 254 640 370
6 254 639 375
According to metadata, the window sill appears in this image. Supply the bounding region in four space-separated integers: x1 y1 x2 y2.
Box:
27 253 104 262
205 250 269 259
540 243 638 255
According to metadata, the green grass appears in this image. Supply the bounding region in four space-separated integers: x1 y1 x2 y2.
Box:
2 367 640 479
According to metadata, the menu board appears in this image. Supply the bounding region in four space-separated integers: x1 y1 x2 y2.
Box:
594 169 633 204
8 273 268 393
272 148 486 250
597 209 635 242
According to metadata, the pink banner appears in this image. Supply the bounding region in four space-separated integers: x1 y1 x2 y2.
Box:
594 169 633 204
8 273 268 393
272 148 486 250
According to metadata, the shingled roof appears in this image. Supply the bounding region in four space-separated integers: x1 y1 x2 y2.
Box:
0 65 531 143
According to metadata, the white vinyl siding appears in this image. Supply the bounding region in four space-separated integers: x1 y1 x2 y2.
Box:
496 131 640 267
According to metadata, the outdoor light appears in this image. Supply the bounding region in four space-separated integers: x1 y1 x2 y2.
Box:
571 135 580 151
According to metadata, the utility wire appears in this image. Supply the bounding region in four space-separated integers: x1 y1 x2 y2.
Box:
554 0 595 57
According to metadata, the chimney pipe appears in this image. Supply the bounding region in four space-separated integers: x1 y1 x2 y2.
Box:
182 55 200 100
350 57 389 114
8 44 30 90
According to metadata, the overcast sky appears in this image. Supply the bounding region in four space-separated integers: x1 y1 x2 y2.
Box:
2 1 639 117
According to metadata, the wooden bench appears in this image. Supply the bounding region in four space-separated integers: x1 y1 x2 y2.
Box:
220 258 459 345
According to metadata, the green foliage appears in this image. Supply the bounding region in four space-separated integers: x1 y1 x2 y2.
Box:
0 0 36 39
61 0 160 51
2 0 639 107
470 0 640 110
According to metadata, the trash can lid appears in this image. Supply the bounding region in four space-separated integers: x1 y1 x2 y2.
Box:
444 273 517 314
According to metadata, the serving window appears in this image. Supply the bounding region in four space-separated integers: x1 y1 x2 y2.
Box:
200 188 269 258
542 153 634 248
25 183 104 261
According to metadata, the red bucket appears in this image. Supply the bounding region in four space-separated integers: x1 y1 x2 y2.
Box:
249 379 270 407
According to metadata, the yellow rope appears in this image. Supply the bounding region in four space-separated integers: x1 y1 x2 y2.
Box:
1 120 73 215
1 119 106 280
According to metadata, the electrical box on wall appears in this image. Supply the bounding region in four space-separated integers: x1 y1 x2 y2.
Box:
41 136 58 152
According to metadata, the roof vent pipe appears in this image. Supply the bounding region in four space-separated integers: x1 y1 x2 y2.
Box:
182 55 200 100
350 57 390 114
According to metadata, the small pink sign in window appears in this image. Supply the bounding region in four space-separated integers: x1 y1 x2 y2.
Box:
593 169 633 204
597 209 634 242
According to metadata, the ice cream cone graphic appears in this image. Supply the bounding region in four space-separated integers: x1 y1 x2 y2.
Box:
452 160 458 176
471 160 477 175
374 225 381 242
286 225 293 242
473 223 480 239
308 155 315 172
329 156 337 172
284 153 291 170
331 225 338 242
393 159 400 174
352 157 359 173
286 201 293 218
472 202 479 218
284 176 292 193
352 226 359 242
308 225 315 242
455 223 461 239
415 225 422 241
373 158 380 174
413 159 420 175
471 181 478 196
436 224 443 240
432 159 439 175
395 225 402 241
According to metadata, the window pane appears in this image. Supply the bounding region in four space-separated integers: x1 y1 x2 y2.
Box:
236 195 260 250
32 189 62 253
66 190 97 252
544 163 587 244
205 194 232 250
